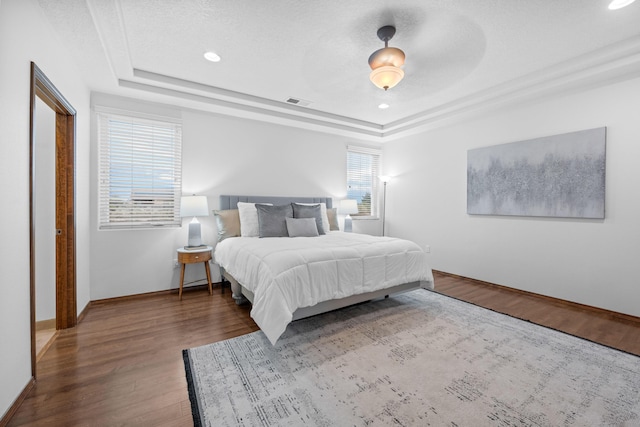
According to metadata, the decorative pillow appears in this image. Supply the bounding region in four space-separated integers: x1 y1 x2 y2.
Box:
213 209 240 241
291 203 325 235
295 202 330 233
326 208 340 231
285 217 319 237
237 202 272 237
256 204 293 237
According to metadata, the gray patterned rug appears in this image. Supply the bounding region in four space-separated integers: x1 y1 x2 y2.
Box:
183 289 640 426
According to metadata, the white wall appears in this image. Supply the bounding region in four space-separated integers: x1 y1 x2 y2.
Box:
384 76 640 318
0 0 91 419
89 94 373 299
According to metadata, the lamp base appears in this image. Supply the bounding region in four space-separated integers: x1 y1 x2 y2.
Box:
344 215 353 233
187 220 202 247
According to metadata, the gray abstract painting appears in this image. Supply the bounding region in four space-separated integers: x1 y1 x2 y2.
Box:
467 127 606 218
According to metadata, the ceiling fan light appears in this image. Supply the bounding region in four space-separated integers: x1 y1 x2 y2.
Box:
370 66 404 91
368 47 406 69
368 25 405 90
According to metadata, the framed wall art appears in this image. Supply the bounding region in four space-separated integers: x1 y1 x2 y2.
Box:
467 127 606 219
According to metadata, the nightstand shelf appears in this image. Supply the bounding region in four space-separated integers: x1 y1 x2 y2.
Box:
177 246 213 300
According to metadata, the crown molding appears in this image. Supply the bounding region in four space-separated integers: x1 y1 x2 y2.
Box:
118 79 385 140
381 35 640 137
118 36 640 142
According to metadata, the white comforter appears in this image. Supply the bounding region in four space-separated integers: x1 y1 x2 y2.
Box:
214 232 434 344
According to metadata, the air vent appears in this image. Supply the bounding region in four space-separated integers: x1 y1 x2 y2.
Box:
285 97 311 107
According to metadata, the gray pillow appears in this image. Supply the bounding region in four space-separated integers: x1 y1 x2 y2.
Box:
292 203 325 235
285 217 319 237
213 209 241 241
256 204 293 237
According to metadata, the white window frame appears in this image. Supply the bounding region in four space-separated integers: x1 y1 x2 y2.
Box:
346 145 382 218
97 109 183 230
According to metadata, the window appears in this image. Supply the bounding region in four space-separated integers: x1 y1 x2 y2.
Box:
98 110 182 229
346 145 381 217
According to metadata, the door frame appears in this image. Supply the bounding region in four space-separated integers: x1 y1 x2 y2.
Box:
29 62 77 377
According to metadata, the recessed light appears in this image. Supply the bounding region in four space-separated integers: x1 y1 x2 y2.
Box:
378 103 390 109
608 0 636 9
204 51 221 62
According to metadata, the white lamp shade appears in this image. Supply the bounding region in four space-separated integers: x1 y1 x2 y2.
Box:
369 66 404 90
180 195 209 217
338 199 359 215
379 175 393 183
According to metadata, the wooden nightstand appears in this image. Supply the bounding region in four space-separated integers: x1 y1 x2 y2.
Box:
177 246 213 300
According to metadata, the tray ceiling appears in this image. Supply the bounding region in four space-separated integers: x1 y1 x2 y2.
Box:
38 0 640 140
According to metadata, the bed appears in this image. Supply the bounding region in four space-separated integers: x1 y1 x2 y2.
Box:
214 195 434 344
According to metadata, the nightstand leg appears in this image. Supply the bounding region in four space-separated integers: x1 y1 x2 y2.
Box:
204 261 212 295
179 263 186 300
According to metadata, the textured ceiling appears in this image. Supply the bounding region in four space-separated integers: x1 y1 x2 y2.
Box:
38 0 640 140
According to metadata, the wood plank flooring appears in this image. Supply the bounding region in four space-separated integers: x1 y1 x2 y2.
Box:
8 272 640 426
434 271 640 356
9 285 258 427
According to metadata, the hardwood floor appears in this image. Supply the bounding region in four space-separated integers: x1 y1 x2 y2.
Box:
434 271 640 356
9 285 259 427
8 272 640 426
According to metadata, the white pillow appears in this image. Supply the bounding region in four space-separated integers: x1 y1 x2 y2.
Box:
237 202 272 237
296 202 330 234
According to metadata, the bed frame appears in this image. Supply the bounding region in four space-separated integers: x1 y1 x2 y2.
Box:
217 194 425 321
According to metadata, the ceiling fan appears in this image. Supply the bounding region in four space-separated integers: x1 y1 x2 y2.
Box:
368 25 406 90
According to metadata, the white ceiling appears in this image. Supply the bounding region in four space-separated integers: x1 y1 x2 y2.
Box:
38 0 640 140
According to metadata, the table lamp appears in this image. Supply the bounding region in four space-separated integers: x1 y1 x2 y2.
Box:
338 199 359 232
180 195 209 247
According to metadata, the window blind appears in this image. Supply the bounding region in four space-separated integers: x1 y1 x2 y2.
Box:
98 112 182 229
346 145 381 217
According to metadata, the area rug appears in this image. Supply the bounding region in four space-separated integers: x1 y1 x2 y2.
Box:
183 289 640 426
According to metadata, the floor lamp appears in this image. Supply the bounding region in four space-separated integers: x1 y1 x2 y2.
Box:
379 176 392 236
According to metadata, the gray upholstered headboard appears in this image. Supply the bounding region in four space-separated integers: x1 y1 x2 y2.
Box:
219 195 333 210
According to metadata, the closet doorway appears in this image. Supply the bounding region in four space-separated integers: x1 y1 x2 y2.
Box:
29 62 77 377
